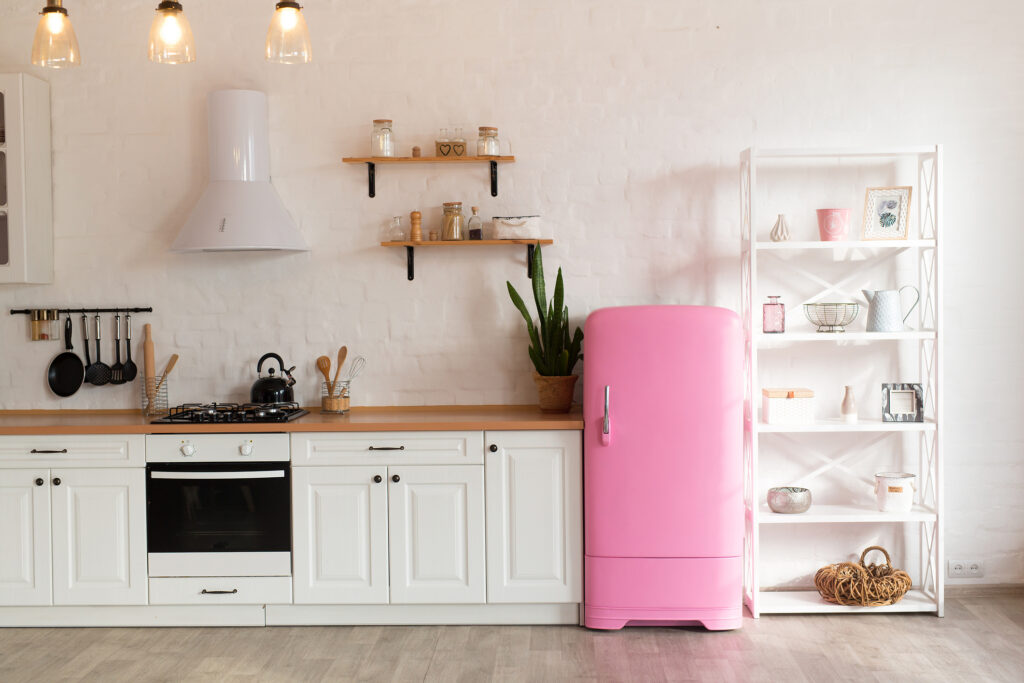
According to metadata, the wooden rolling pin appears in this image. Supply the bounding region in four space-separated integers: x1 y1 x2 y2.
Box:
143 323 155 400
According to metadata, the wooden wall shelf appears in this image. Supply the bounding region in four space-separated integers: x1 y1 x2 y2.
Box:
380 239 553 281
342 156 516 198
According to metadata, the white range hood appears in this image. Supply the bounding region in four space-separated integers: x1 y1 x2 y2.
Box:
171 89 309 252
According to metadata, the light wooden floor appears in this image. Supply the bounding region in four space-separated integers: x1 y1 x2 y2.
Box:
1 596 1022 682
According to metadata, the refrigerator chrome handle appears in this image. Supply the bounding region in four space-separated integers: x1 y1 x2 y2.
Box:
601 385 611 445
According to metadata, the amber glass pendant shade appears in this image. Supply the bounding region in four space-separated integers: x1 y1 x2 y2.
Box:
266 1 312 64
31 3 81 69
148 1 195 64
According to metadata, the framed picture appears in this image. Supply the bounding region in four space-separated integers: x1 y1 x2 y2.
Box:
862 186 913 240
882 383 924 422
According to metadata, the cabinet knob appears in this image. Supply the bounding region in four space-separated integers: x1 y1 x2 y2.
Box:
489 444 498 452
373 475 383 483
52 477 61 486
392 474 400 483
35 478 44 486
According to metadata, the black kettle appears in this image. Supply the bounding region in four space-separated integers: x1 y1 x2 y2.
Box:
250 353 296 403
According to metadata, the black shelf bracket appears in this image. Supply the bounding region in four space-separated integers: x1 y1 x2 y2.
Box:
406 246 415 281
490 160 498 197
527 244 536 279
365 162 376 198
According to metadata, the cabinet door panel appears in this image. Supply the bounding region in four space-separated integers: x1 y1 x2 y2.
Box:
485 431 582 603
51 468 146 605
389 465 485 604
292 466 389 604
0 469 51 605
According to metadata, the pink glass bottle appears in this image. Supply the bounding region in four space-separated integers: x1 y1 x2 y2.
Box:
763 296 785 333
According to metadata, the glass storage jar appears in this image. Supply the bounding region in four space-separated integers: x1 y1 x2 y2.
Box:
441 202 465 241
476 126 499 156
371 119 395 157
763 296 785 334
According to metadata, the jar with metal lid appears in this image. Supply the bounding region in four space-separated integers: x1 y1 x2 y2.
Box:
30 309 59 341
441 202 466 241
477 126 499 156
371 119 395 157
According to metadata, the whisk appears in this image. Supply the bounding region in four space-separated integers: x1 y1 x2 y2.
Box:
346 356 366 382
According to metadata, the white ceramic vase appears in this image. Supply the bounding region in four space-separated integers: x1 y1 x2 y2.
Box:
840 385 857 423
770 214 791 242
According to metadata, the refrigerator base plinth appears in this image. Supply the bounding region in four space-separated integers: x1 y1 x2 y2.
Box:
584 606 741 631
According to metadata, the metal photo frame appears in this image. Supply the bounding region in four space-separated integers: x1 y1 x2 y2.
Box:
882 383 924 422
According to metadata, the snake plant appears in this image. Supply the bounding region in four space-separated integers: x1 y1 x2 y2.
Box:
506 245 583 376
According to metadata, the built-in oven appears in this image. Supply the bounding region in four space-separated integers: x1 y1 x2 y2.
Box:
145 434 291 578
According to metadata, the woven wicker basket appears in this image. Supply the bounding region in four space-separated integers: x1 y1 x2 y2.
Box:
814 545 912 607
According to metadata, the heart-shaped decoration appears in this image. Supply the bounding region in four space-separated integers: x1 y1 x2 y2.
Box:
437 143 452 156
452 143 466 156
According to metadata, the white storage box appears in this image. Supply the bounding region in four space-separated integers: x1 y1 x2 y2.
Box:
762 388 815 425
493 215 542 239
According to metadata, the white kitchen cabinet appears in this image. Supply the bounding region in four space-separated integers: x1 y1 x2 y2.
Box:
292 465 390 604
484 431 582 603
0 73 52 284
0 469 51 605
388 465 485 604
50 468 147 605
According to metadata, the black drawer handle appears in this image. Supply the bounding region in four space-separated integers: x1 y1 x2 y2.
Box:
201 589 238 595
31 449 68 454
368 446 405 451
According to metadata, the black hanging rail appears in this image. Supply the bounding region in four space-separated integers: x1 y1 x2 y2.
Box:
10 307 154 315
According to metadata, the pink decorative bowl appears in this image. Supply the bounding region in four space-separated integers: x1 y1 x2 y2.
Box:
817 208 851 241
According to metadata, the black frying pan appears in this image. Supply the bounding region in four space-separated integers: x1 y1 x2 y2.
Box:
48 316 85 397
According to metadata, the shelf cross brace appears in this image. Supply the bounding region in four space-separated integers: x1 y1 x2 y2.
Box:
366 162 376 198
405 246 414 281
490 160 498 197
527 244 536 279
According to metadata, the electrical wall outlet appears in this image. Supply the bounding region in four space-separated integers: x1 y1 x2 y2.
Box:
948 559 985 578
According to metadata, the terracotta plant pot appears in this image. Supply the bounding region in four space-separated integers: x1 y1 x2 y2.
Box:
533 372 579 413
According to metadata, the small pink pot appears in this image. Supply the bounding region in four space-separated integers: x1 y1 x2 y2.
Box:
817 208 851 241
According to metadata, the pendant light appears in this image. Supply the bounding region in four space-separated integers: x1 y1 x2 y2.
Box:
148 1 195 64
31 1 81 69
266 1 312 64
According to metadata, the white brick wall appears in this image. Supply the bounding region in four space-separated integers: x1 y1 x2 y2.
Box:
1 1 1022 584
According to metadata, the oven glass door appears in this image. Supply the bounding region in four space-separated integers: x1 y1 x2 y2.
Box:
147 462 291 553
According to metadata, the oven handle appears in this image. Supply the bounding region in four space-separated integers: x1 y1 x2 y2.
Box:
150 470 286 480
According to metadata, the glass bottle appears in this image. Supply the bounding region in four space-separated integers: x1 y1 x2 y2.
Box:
371 119 394 157
435 128 450 157
466 206 483 239
441 202 465 241
387 216 404 241
477 126 499 156
763 296 785 333
452 127 465 156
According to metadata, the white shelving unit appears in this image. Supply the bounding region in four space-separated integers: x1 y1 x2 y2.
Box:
740 145 943 617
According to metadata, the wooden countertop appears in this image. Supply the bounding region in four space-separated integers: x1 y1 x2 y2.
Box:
0 406 584 435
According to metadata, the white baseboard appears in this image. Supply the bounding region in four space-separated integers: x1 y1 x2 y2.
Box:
0 605 267 627
265 603 580 626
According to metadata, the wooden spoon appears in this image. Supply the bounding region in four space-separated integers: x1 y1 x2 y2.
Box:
331 346 348 395
152 354 179 397
316 355 332 393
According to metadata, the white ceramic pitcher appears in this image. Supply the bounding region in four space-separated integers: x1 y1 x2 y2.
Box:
862 286 920 332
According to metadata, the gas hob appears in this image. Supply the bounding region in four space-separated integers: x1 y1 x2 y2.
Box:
150 402 309 424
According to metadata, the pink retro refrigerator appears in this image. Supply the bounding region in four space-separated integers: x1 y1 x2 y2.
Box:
583 306 743 631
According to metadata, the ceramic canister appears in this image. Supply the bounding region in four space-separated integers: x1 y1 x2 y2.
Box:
874 472 916 512
816 208 851 241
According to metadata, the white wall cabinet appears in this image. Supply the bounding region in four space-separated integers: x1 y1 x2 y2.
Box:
388 465 486 604
484 431 582 604
0 469 52 605
292 465 390 604
0 73 52 284
0 467 146 606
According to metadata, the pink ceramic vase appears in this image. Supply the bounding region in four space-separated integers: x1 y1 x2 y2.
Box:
817 208 851 241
